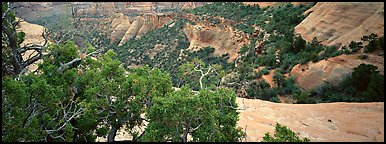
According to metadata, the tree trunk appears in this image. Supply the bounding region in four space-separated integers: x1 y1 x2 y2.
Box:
2 21 23 75
107 125 118 142
107 113 132 142
181 122 190 142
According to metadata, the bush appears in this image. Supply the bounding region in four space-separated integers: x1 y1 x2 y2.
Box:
348 41 363 53
260 67 270 75
292 35 306 52
341 46 352 54
262 123 310 142
362 73 384 102
273 71 285 88
346 64 379 91
357 54 368 59
294 91 317 104
362 33 381 53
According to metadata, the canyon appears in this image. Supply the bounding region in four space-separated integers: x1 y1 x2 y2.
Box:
11 2 384 142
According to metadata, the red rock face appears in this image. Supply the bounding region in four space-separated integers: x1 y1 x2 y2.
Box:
236 97 384 142
290 53 384 90
295 2 384 47
110 13 175 46
183 22 250 62
13 2 211 21
71 2 211 17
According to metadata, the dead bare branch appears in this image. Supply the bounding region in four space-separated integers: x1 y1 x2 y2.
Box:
57 51 99 74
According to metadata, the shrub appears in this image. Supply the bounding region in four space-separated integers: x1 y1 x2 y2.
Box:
346 64 379 91
357 54 368 59
260 67 270 75
294 91 317 104
273 71 285 88
262 123 310 142
348 41 363 53
292 34 306 52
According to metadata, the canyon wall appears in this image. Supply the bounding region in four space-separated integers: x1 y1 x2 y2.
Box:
295 2 384 47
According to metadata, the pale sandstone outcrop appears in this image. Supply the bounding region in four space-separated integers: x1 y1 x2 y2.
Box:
295 2 384 47
236 97 384 142
183 22 250 62
290 53 384 90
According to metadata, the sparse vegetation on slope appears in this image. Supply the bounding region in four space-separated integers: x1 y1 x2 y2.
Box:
293 63 384 103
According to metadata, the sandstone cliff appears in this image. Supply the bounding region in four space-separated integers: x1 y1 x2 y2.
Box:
290 53 384 90
13 2 210 23
295 2 384 47
72 2 210 17
183 22 250 62
236 98 384 142
108 13 175 46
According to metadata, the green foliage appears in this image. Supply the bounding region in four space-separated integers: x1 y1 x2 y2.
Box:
143 86 245 142
245 80 279 102
292 34 306 52
348 41 363 53
294 91 317 104
260 67 269 75
184 2 323 101
273 71 285 88
343 63 384 102
114 18 231 87
362 33 383 53
262 123 310 142
3 37 245 142
2 40 175 142
277 76 301 95
347 64 379 91
296 64 384 103
185 2 262 35
178 58 225 90
363 74 384 102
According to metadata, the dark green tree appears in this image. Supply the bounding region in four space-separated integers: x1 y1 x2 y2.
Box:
292 34 306 52
347 64 379 91
273 71 285 88
142 86 245 142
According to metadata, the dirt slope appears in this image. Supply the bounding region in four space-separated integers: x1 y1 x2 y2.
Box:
295 2 384 47
236 98 384 142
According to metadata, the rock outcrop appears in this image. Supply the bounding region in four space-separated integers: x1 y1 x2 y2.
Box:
110 13 131 44
109 13 174 46
236 97 384 142
183 22 250 62
72 2 210 17
290 53 384 90
295 2 384 47
13 2 210 23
